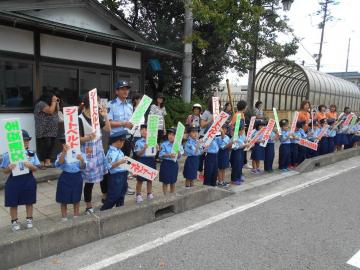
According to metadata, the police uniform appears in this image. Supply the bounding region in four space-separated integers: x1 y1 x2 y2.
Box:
217 134 231 170
230 132 245 182
183 126 202 180
351 123 360 144
108 80 133 156
204 136 219 187
1 130 40 207
101 131 128 210
159 129 183 184
335 115 349 147
134 135 156 182
264 131 276 172
305 124 320 158
279 128 291 170
295 124 307 164
250 121 266 161
55 151 87 204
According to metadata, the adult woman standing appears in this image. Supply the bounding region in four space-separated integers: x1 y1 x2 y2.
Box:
316 105 327 121
298 100 311 132
79 94 111 214
150 93 167 161
34 92 59 168
326 104 338 120
186 103 202 128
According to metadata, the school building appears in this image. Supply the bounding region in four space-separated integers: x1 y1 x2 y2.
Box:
0 0 181 152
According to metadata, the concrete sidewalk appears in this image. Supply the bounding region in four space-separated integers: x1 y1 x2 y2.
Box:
0 153 279 230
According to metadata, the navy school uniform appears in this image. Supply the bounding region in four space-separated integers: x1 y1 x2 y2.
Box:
217 135 231 169
264 132 276 172
336 125 349 146
351 124 360 144
279 130 291 169
250 130 265 161
159 140 183 184
183 137 203 180
204 137 219 187
230 134 245 181
317 127 329 155
326 128 336 153
1 150 40 207
296 128 307 164
306 128 320 158
134 137 156 182
55 153 86 204
101 145 128 210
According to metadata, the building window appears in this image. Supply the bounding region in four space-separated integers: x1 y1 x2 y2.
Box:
80 69 111 99
0 59 33 109
41 65 79 106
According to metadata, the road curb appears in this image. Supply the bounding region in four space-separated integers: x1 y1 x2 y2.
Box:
295 148 360 173
0 186 231 270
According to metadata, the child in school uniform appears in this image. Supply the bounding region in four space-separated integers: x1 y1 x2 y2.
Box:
217 125 232 187
159 128 183 194
294 121 307 164
134 124 157 203
55 137 86 220
230 123 247 184
1 130 40 232
264 128 279 173
317 118 329 156
326 119 337 153
351 118 360 147
250 120 266 174
203 130 220 187
278 119 291 172
306 120 320 158
101 130 129 211
183 125 202 189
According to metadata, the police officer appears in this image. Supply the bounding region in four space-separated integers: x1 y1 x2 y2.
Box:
108 80 135 195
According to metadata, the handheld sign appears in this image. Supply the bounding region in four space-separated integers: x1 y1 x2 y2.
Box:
172 122 186 159
272 108 282 135
145 115 159 156
315 126 328 143
232 113 242 142
246 116 256 141
203 111 230 147
130 95 152 127
299 138 318 151
245 127 266 151
212 97 220 121
350 115 358 127
260 119 276 147
290 111 299 134
88 88 101 138
63 106 81 162
123 156 158 181
2 118 29 176
343 113 354 127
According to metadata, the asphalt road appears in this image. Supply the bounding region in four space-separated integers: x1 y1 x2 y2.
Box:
18 157 360 270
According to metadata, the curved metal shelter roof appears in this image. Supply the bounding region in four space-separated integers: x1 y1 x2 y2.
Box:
254 61 360 112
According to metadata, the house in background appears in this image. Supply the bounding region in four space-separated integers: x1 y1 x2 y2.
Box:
0 0 181 152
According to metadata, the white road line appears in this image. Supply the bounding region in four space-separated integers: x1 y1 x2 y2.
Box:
348 250 360 268
80 165 359 270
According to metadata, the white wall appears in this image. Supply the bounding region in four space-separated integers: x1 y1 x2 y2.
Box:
116 48 141 69
22 7 128 38
41 34 112 65
0 113 36 154
0 25 33 54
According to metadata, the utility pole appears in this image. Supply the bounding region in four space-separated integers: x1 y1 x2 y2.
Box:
181 0 193 103
317 0 329 71
345 38 351 72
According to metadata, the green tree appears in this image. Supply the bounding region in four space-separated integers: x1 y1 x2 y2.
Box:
101 0 298 98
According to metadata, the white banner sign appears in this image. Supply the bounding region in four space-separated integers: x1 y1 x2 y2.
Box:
63 106 81 162
123 156 158 181
202 111 230 147
89 88 101 138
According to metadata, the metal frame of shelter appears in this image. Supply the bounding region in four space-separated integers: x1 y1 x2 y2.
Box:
254 61 360 112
